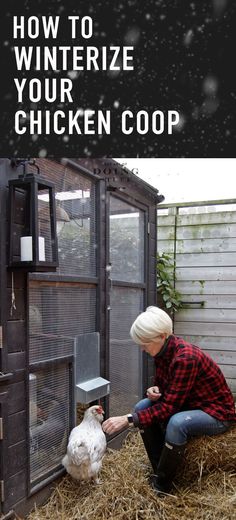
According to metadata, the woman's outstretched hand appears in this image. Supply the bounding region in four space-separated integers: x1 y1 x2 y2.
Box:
102 415 129 435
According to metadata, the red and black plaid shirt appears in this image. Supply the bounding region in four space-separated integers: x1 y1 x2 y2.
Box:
134 335 236 429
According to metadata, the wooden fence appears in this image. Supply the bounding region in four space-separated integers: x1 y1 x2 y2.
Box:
157 199 236 396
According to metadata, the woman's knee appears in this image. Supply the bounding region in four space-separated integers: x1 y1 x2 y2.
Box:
165 413 188 445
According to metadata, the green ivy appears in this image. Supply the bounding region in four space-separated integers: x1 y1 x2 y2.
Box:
157 253 183 315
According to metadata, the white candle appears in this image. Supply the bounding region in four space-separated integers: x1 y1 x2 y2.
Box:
20 236 46 262
20 236 32 261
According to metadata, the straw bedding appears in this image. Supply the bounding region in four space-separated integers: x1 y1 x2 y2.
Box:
28 426 236 520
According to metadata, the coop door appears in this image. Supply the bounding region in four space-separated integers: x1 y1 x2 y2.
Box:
108 195 146 416
29 363 73 486
28 280 97 488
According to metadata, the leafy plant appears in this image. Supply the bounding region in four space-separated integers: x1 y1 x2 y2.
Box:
157 253 183 315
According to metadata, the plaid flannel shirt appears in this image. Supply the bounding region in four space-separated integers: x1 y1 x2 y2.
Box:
134 335 236 429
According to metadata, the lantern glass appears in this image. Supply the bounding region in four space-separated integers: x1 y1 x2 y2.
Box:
8 172 58 271
37 188 53 263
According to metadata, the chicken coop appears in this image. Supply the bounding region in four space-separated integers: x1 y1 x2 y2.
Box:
0 157 163 518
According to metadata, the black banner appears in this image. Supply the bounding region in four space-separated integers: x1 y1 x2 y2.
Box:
0 0 235 157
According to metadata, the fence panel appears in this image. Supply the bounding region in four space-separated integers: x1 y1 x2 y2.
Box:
157 201 236 396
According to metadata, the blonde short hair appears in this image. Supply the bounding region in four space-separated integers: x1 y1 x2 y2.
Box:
130 306 173 344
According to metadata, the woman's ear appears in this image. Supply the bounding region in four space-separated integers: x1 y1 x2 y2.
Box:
160 333 168 341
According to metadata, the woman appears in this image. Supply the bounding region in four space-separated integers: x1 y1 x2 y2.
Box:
102 306 236 494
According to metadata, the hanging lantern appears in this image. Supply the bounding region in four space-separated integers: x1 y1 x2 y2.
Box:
8 161 59 271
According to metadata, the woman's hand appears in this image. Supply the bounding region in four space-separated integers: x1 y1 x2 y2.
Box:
146 386 162 401
102 415 129 435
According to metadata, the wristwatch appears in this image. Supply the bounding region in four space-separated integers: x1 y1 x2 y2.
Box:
127 413 134 426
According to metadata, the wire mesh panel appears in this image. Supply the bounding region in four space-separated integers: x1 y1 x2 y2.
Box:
109 196 145 283
40 164 97 277
29 363 70 484
28 281 97 485
29 283 96 364
109 287 144 416
57 186 96 277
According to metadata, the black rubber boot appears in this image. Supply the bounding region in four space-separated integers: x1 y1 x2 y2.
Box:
150 441 185 495
139 424 165 473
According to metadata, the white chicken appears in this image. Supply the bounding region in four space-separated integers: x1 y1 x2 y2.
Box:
62 405 107 483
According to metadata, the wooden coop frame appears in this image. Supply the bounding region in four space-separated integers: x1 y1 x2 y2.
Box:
0 157 163 518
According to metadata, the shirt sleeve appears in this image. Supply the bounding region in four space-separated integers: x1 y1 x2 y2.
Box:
135 357 199 428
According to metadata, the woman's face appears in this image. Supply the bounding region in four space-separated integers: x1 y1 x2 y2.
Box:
140 334 167 357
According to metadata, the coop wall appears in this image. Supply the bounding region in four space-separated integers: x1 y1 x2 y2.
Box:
0 158 28 513
0 158 158 518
